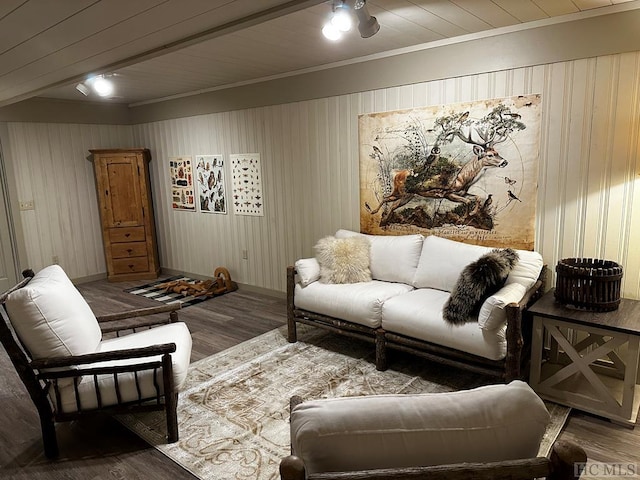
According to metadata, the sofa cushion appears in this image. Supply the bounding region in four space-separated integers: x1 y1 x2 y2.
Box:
478 283 528 330
443 249 519 326
295 281 413 329
413 236 543 292
53 322 192 413
335 229 423 285
5 265 102 360
295 258 320 287
382 289 506 360
315 236 372 284
290 381 550 475
505 249 544 290
413 236 491 291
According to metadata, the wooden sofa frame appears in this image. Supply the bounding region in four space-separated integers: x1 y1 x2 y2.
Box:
0 270 183 458
287 265 547 381
280 396 587 480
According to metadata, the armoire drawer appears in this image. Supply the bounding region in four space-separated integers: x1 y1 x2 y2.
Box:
109 226 145 243
111 242 148 259
112 256 150 274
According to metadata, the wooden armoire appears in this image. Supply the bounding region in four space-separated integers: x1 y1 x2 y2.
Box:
89 148 160 282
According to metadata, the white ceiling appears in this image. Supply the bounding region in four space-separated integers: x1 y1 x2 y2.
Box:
0 0 636 108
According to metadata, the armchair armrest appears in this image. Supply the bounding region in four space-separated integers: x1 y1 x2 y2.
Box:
97 303 181 334
30 343 177 370
281 441 587 480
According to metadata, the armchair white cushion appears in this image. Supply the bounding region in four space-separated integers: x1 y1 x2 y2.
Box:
5 265 102 360
55 322 192 413
290 381 550 475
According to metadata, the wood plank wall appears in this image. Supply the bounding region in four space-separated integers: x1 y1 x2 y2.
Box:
5 51 640 296
4 123 135 278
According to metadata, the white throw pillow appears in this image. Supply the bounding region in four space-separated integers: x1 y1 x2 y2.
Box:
335 229 423 284
5 265 102 360
478 283 528 330
314 236 372 284
295 258 320 287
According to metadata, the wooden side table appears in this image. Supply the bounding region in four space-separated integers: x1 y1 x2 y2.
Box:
528 289 640 427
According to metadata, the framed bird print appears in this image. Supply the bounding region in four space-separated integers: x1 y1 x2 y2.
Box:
196 154 227 214
230 153 264 216
358 95 541 250
169 156 196 211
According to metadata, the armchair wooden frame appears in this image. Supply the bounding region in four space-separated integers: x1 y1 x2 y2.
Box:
280 396 587 480
0 271 183 459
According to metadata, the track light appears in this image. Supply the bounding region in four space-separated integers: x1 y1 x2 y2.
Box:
75 83 90 96
92 76 114 97
321 0 379 41
354 0 380 38
331 3 352 32
75 74 115 98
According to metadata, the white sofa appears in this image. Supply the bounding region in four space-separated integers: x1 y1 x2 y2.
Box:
287 229 546 380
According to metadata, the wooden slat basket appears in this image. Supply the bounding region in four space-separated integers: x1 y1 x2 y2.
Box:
555 258 623 311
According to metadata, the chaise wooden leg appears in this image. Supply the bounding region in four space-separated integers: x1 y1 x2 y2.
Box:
286 266 298 343
165 391 179 443
375 329 387 371
40 414 59 459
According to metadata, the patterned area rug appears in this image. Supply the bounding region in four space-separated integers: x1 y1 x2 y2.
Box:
124 276 215 307
116 325 570 480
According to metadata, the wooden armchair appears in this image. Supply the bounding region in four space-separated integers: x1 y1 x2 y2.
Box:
280 382 587 480
0 266 193 458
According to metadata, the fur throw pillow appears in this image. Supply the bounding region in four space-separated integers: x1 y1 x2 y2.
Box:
443 248 519 326
314 236 372 284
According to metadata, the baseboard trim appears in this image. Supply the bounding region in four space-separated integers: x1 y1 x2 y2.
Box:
72 272 108 284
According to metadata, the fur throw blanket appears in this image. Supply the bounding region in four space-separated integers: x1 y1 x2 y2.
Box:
443 248 519 326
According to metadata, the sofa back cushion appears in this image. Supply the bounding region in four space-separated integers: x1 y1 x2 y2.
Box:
413 235 544 292
5 265 102 360
290 381 550 475
335 229 423 284
413 236 490 291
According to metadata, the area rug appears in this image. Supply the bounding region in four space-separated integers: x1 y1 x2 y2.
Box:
116 325 571 480
124 276 214 307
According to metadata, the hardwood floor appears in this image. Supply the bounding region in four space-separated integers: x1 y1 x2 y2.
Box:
1 275 639 479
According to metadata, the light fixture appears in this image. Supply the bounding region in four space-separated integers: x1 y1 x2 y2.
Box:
331 2 352 32
91 75 114 97
321 0 379 41
354 0 380 38
75 82 90 96
75 74 116 98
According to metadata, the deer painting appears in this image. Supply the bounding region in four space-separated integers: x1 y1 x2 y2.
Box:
365 104 526 229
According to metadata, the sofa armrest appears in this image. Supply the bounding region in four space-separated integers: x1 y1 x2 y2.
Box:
504 266 547 381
